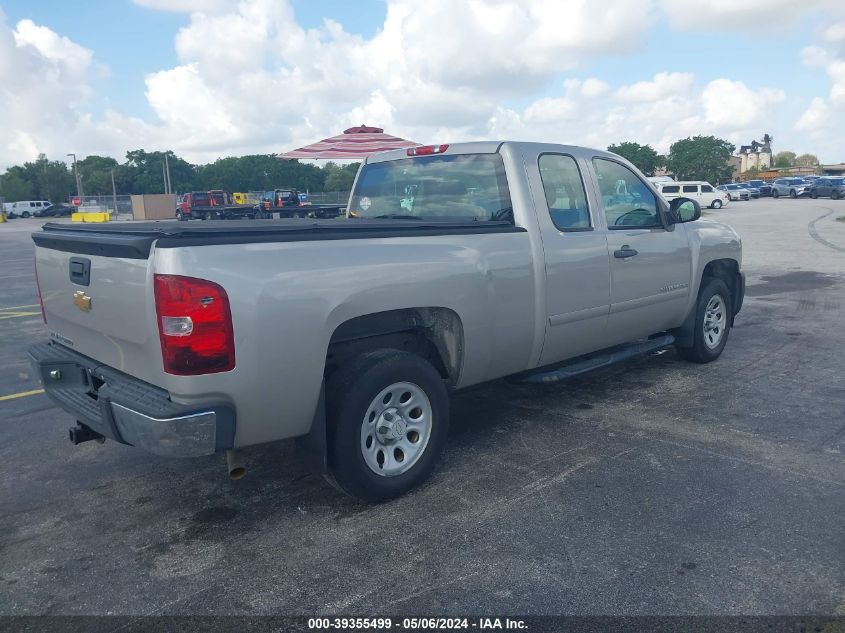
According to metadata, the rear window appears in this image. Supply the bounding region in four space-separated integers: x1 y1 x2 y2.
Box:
661 185 680 193
349 154 513 222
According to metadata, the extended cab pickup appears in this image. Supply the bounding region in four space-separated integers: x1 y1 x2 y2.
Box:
30 142 744 501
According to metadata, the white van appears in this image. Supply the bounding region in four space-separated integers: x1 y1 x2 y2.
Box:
4 200 53 218
656 181 729 209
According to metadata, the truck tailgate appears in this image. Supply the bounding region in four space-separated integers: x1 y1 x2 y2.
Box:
35 242 160 383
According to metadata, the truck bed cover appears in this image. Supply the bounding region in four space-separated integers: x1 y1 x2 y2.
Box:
33 219 524 259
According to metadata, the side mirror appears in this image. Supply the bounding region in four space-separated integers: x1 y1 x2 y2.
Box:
669 197 701 224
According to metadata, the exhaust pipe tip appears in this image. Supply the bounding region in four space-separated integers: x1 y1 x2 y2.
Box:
226 450 246 480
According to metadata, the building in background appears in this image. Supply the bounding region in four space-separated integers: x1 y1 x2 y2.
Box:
737 134 773 174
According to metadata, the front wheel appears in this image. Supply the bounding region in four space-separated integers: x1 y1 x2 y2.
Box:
327 349 449 502
711 199 723 209
21 211 31 218
832 190 841 200
810 190 819 199
790 189 797 198
772 189 779 198
676 278 732 364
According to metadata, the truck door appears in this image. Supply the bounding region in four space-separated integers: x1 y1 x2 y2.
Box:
590 157 692 344
526 152 612 365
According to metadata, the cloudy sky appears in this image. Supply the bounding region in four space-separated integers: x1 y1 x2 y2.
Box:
1 0 844 169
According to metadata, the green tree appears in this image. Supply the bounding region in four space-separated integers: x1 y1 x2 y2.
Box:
607 142 663 176
666 135 735 184
77 155 119 195
774 151 796 168
20 155 75 203
323 162 360 191
794 153 819 168
123 149 195 194
0 168 35 202
745 166 760 179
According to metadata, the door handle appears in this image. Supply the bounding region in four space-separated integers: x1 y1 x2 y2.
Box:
614 246 638 259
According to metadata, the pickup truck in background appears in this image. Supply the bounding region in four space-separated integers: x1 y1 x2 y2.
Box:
29 141 744 501
176 190 255 221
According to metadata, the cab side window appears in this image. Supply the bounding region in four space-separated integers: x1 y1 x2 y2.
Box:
538 154 591 231
682 185 698 193
593 158 661 229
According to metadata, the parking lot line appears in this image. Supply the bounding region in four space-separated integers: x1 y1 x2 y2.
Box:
0 388 45 402
0 312 40 320
0 304 38 310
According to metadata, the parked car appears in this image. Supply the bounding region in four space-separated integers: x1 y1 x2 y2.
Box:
772 178 812 198
49 204 74 217
736 183 760 199
745 180 773 197
717 184 749 201
656 181 729 209
808 177 845 200
29 141 745 501
3 200 53 218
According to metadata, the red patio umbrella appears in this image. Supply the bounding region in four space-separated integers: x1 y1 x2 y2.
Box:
276 125 419 160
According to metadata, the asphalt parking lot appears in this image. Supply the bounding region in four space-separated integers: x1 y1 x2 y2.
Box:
1 200 843 617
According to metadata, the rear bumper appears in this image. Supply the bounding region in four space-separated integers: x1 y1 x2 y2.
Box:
28 342 235 457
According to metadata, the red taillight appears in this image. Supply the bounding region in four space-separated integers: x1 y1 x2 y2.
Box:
406 144 449 156
34 258 46 323
154 274 235 375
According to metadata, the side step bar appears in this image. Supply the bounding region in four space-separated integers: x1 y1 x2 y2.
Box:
520 334 676 384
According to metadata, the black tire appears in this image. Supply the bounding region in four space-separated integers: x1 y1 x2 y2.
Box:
810 190 818 199
176 211 185 221
711 199 723 209
790 189 797 198
21 211 31 218
832 190 841 200
326 349 449 502
676 278 732 364
204 211 213 221
772 189 779 198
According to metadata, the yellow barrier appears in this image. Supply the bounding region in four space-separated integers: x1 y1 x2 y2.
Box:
0 212 6 223
71 212 110 223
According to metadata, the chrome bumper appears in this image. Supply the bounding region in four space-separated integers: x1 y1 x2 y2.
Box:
29 342 235 458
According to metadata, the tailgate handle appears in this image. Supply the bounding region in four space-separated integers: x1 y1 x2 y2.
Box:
69 257 91 286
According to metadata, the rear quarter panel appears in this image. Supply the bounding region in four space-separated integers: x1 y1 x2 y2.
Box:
155 232 536 447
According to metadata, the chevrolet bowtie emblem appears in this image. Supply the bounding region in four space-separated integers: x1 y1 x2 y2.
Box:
73 291 92 312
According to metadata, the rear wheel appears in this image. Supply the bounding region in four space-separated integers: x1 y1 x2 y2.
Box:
711 199 723 209
327 349 449 502
810 190 819 199
832 190 841 200
790 189 797 198
176 210 185 221
676 278 732 364
21 211 31 218
772 189 779 198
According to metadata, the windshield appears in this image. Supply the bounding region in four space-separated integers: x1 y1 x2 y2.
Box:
349 153 513 222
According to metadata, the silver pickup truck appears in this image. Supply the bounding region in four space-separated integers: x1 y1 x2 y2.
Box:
30 141 744 501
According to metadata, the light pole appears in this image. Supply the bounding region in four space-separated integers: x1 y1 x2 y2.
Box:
67 153 82 199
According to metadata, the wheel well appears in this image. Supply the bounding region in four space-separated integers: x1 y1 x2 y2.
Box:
325 308 464 386
701 258 740 315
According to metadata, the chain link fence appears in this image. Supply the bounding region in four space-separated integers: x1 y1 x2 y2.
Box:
76 195 133 216
307 191 350 205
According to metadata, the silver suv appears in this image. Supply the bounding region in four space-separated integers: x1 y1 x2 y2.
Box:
771 178 811 199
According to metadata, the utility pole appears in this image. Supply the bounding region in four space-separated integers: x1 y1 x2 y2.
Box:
110 169 117 213
164 153 172 194
67 153 82 199
162 162 167 194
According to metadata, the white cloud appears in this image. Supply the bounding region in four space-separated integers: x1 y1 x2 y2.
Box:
615 72 694 102
701 79 785 128
1 0 844 169
660 0 843 29
794 35 845 156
